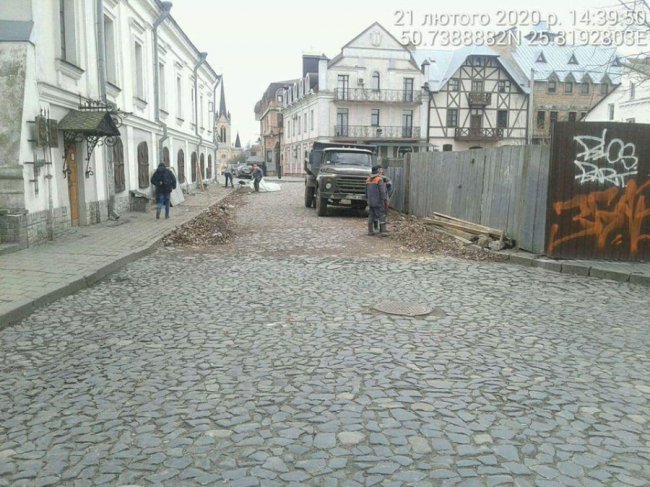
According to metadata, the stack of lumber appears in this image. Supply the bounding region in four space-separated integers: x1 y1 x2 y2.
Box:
421 212 513 250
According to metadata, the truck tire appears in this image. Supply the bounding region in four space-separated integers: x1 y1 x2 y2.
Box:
316 192 328 216
304 186 315 208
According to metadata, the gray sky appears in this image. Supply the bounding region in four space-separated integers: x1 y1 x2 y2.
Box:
171 0 631 146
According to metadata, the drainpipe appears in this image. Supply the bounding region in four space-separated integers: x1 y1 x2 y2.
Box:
194 52 208 189
211 75 222 178
154 2 173 166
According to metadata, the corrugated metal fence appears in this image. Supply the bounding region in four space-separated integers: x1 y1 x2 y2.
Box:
387 145 550 253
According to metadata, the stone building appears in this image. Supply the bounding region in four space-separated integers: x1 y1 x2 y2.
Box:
280 22 427 175
0 0 220 247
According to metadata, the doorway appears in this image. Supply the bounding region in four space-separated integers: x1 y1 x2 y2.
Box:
66 144 80 226
470 115 482 136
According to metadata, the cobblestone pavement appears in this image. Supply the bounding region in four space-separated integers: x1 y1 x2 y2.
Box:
1 183 650 487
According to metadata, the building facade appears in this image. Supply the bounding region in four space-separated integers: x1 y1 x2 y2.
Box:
415 47 530 151
280 23 427 175
0 0 220 246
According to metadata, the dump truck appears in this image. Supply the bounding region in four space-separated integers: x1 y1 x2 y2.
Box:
304 142 376 216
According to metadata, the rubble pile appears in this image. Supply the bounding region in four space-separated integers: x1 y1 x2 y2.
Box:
389 212 509 262
163 193 244 247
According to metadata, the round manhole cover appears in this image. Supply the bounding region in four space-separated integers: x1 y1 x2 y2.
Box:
372 302 433 317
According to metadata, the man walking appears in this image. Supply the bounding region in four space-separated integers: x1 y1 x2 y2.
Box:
366 165 389 236
251 163 263 193
150 162 177 219
223 165 234 188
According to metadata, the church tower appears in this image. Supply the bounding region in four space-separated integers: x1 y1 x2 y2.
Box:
215 80 231 147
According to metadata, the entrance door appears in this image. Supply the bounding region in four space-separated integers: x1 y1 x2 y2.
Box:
66 144 80 226
470 115 482 136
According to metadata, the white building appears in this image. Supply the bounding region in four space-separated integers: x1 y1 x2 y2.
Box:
414 47 530 152
585 59 650 123
0 0 220 246
281 23 427 175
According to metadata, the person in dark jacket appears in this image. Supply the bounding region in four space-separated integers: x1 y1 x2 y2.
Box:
251 164 263 192
366 165 389 236
223 165 234 188
150 162 177 219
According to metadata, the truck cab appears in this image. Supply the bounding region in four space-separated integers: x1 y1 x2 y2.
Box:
304 142 375 216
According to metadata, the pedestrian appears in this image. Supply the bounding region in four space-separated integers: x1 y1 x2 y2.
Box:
251 163 263 192
366 165 389 236
150 162 177 219
223 165 234 188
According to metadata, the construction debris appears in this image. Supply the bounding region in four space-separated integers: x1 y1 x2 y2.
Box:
163 192 244 247
422 212 514 250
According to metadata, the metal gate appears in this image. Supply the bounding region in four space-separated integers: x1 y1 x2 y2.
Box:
546 122 650 261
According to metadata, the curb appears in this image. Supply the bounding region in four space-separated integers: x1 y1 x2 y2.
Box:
0 193 230 329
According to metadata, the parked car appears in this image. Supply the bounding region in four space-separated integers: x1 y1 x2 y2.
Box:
236 163 253 179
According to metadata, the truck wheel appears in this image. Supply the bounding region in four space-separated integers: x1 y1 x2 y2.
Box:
316 192 328 216
304 186 315 208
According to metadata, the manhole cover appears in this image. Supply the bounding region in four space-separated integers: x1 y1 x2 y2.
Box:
372 302 433 317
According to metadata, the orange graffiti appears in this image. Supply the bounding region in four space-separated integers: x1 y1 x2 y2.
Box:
548 179 650 255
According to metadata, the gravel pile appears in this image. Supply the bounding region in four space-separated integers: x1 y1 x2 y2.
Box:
388 211 509 262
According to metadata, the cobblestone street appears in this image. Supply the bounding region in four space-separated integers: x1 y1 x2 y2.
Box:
1 182 649 487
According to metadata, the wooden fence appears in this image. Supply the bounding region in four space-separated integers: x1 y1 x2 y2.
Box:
387 145 550 253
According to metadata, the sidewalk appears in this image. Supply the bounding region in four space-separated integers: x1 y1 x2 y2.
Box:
0 184 234 328
503 249 650 287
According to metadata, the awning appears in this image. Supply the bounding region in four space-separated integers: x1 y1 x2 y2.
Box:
58 110 120 137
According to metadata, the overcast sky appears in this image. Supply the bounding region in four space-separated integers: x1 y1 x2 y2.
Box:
171 0 631 146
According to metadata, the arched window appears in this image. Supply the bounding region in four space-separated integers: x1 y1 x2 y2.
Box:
372 72 380 91
137 141 149 189
113 138 125 193
191 152 197 182
199 153 205 180
162 147 170 167
207 155 213 179
220 127 226 143
177 149 185 183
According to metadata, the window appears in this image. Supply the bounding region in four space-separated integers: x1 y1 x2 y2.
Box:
310 110 314 131
371 109 380 127
297 115 301 135
580 112 587 120
548 80 556 93
137 142 149 189
200 154 205 180
304 113 307 135
580 83 589 95
568 112 577 122
565 82 573 93
472 80 484 92
207 155 213 179
104 16 117 84
608 103 615 120
200 95 204 127
372 72 380 91
336 109 349 136
497 110 508 128
497 80 507 93
448 78 460 91
337 75 349 100
403 78 414 101
442 144 453 151
220 127 226 143
630 82 636 100
113 138 125 193
600 83 608 95
134 42 144 100
191 88 196 123
177 149 185 183
536 53 547 63
446 108 458 127
159 63 166 110
59 0 77 64
402 110 413 137
536 111 545 129
176 75 183 118
550 111 558 124
162 147 170 167
191 152 197 182
277 94 283 103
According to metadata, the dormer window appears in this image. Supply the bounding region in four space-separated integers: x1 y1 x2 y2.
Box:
568 54 578 65
536 53 547 63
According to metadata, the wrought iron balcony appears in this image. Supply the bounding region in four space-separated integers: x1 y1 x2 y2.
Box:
334 125 421 139
333 88 422 103
467 91 491 107
454 127 504 141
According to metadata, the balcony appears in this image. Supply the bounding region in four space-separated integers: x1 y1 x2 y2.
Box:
333 88 422 103
334 125 421 139
467 91 491 107
454 127 504 141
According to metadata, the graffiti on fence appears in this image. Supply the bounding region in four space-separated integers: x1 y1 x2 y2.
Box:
573 129 638 188
547 122 650 260
548 179 650 255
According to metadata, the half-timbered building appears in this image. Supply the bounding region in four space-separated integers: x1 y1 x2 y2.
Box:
415 47 530 152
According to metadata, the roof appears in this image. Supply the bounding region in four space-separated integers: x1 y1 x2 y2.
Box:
219 79 227 118
254 79 298 114
510 39 622 84
234 133 241 148
58 110 120 137
413 46 530 93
